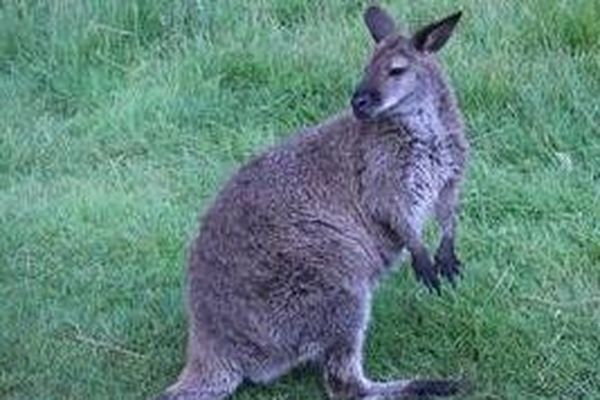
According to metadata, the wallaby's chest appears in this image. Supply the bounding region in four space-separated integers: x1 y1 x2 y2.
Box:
408 136 455 190
400 136 455 215
398 112 461 218
359 128 460 235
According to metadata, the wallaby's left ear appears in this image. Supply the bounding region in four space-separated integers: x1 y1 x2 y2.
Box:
364 6 396 43
412 11 462 53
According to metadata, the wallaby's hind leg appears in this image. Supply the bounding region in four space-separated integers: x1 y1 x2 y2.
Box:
323 298 462 400
325 341 463 400
323 338 371 399
157 355 242 400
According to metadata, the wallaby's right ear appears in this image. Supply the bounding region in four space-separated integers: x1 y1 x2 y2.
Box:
412 11 462 53
364 6 396 43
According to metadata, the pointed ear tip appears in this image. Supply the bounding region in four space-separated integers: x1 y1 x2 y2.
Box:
450 10 463 22
364 5 383 18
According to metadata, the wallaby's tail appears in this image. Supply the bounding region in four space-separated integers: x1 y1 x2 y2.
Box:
153 382 238 400
153 357 242 400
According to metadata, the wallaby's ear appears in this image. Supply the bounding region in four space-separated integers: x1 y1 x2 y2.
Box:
412 11 462 53
364 6 396 43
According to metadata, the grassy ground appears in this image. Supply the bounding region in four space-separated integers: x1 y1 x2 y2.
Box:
1 0 599 399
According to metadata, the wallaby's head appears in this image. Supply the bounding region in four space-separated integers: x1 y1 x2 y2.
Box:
351 6 462 120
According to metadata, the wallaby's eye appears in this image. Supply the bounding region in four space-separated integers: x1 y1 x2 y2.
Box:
389 66 408 77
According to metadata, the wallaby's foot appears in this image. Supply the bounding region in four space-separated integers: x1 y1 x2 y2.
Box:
411 249 441 295
326 376 465 399
323 324 463 399
368 378 465 399
434 238 461 287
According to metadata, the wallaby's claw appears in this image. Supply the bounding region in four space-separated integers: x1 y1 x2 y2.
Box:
422 271 442 295
413 253 442 295
435 246 462 288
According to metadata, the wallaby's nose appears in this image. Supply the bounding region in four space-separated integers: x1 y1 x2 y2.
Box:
351 90 380 120
352 94 370 110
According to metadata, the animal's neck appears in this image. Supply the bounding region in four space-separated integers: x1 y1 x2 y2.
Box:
384 94 445 141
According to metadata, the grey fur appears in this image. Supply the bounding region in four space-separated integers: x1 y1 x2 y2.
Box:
159 6 469 400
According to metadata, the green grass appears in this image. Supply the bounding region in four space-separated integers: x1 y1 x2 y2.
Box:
1 0 599 399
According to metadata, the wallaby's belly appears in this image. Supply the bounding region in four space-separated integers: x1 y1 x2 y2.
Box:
186 156 381 375
188 204 378 378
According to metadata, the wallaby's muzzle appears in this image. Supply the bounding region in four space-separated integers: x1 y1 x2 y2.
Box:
351 88 381 120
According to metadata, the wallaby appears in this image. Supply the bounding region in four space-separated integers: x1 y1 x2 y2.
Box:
158 5 469 400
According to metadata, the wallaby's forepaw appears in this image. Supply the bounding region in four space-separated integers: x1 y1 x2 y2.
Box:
434 242 462 287
412 252 441 295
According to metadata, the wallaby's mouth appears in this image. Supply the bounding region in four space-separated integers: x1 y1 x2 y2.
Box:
352 106 374 121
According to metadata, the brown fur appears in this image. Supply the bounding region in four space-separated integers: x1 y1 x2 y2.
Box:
158 6 469 400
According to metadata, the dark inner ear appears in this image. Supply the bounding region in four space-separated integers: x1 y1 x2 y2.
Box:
364 6 396 43
412 11 462 53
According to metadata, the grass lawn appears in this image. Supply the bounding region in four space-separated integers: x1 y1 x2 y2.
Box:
1 1 599 399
